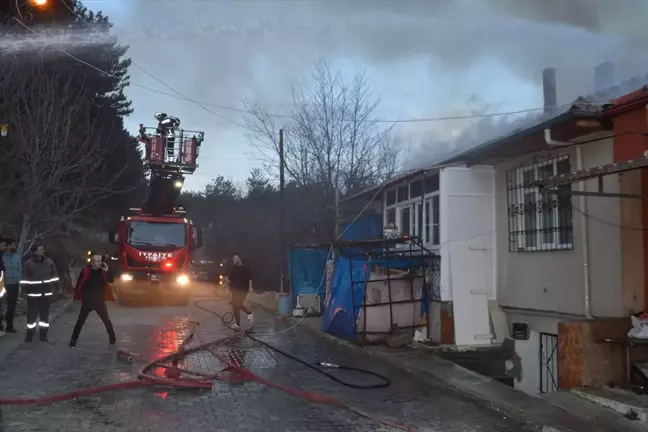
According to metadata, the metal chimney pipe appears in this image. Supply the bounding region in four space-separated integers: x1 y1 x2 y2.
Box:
594 61 614 92
542 68 557 114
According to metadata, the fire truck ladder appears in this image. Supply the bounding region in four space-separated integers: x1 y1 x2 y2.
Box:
138 119 205 215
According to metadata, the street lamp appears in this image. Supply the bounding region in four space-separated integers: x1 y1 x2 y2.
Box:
30 0 49 6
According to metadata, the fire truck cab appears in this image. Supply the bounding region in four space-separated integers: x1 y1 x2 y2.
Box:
109 207 203 306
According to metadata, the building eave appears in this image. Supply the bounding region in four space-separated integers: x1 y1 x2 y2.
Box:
440 109 600 166
340 163 455 204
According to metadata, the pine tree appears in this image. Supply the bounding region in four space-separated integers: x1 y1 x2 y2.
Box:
0 0 145 238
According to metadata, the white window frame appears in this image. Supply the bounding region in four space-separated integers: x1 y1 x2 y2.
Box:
514 155 572 251
424 195 440 247
384 180 440 250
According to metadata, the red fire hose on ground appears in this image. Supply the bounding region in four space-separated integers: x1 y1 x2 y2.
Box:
0 299 413 432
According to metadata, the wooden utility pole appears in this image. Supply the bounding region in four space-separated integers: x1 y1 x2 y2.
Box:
279 128 285 293
334 187 340 239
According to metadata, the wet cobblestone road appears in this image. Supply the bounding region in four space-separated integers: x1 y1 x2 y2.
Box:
0 285 529 431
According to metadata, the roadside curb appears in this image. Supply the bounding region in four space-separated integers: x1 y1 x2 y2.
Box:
248 295 613 432
0 297 74 365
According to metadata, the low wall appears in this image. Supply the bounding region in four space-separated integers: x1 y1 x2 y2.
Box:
558 318 630 389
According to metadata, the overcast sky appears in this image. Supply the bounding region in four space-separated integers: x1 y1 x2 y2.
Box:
83 0 648 191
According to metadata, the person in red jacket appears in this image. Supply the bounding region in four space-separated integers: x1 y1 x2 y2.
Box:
70 253 116 347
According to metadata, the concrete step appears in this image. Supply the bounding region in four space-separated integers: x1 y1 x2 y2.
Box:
451 359 507 378
432 345 510 361
573 387 648 424
542 390 648 432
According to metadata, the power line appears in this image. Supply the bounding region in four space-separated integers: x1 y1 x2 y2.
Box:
58 0 253 131
200 156 267 161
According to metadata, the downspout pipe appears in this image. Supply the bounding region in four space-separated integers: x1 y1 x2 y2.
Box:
544 128 593 319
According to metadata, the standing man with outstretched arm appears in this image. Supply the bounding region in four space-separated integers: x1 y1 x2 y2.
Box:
70 253 116 347
21 244 59 342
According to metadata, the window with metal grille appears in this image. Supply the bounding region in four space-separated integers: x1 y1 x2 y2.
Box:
507 155 573 252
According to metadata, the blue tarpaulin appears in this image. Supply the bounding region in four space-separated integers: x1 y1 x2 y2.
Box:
339 213 382 241
288 247 329 311
321 257 368 341
321 255 430 342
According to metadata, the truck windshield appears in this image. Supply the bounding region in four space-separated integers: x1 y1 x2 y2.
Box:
127 221 186 249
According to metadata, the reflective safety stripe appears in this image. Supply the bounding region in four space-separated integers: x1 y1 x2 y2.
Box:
26 323 36 329
27 293 42 297
44 292 53 296
20 277 59 285
38 322 49 328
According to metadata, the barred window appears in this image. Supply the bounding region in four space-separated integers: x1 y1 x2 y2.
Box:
507 155 573 252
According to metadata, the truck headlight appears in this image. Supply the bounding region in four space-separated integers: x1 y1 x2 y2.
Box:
121 273 133 282
176 274 189 285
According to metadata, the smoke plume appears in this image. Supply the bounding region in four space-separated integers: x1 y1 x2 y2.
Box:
108 0 648 173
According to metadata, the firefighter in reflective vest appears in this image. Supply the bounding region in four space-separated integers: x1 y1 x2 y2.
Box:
21 244 59 342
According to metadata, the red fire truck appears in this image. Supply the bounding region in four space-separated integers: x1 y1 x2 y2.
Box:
108 114 205 306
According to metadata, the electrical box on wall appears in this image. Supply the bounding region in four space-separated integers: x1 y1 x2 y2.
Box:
512 323 530 341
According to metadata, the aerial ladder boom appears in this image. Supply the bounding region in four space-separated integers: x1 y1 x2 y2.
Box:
138 113 204 215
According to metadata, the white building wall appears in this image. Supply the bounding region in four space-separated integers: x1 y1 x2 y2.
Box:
439 165 496 345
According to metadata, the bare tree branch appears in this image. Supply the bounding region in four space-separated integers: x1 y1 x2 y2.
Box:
243 60 400 195
0 57 137 254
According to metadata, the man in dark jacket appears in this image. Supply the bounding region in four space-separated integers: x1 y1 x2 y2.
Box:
70 253 116 347
226 253 254 330
21 244 59 342
2 239 21 333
